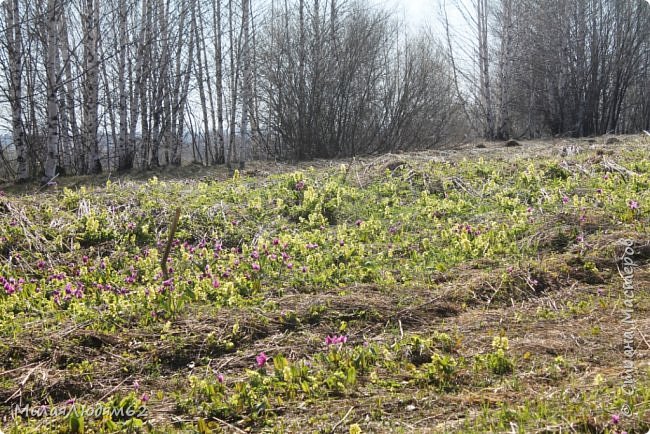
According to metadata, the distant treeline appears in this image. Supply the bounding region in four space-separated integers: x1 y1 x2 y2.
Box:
0 0 648 181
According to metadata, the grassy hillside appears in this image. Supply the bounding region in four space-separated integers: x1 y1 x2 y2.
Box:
0 138 649 433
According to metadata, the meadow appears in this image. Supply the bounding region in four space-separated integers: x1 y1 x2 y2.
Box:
0 138 648 433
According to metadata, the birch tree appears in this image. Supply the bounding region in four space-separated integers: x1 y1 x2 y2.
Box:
43 0 61 183
82 0 101 174
239 0 252 168
3 0 28 180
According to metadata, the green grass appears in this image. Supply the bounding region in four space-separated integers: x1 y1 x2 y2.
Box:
0 138 649 433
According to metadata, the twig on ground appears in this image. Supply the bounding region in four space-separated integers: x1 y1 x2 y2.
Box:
4 363 43 403
636 326 650 350
331 406 355 432
97 375 133 402
210 417 248 433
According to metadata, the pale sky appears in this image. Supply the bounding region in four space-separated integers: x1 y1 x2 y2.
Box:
373 0 438 31
372 0 468 37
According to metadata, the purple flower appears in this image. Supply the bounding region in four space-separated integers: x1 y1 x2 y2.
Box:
134 380 140 390
355 219 363 227
295 180 305 191
252 263 261 271
629 200 639 210
273 238 280 246
306 243 319 249
217 374 224 383
301 266 308 273
562 196 570 204
326 335 348 345
286 262 293 270
611 414 620 424
140 393 149 402
256 352 268 367
339 240 345 246
251 250 260 259
596 188 603 194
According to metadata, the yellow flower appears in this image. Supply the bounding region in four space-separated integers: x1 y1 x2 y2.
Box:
349 423 362 434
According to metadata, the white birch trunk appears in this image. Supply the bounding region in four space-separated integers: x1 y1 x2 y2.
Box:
43 0 60 183
117 0 131 171
240 0 252 167
82 0 101 173
4 0 28 181
212 0 226 164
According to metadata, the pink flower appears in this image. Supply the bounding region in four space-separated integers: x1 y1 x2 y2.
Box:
339 240 345 246
217 374 224 383
286 262 293 270
256 352 268 367
252 263 261 271
611 414 620 424
326 335 348 345
629 200 639 210
134 380 140 390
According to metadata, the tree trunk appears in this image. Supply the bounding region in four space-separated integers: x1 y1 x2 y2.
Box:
116 0 132 171
82 0 101 174
43 0 60 183
212 0 226 164
4 0 29 181
239 0 251 167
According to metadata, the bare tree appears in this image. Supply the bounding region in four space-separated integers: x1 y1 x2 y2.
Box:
81 0 101 174
3 0 28 180
43 0 61 183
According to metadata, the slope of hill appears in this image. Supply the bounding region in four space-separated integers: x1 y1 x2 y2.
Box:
0 137 648 433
